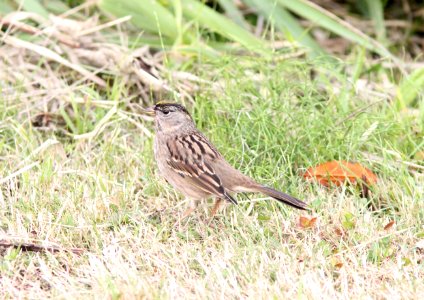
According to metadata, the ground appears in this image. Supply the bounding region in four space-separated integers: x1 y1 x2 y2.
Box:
0 56 423 298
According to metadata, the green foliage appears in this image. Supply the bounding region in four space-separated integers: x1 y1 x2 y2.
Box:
181 0 269 55
362 0 387 43
99 0 182 40
244 0 324 56
99 0 270 56
217 0 249 29
12 0 48 17
275 0 391 58
97 0 395 60
396 67 424 110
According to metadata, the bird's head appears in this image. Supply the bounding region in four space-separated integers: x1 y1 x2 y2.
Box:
143 102 193 133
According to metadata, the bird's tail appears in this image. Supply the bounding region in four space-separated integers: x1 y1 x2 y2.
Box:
251 185 308 210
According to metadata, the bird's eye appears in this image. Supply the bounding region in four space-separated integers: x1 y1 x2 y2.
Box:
163 111 170 115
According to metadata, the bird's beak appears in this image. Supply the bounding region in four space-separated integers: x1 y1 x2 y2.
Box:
142 106 155 116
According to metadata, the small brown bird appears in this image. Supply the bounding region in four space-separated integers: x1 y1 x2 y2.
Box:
144 103 307 220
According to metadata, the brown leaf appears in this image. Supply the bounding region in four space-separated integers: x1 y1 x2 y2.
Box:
309 217 318 227
334 227 346 237
303 160 377 187
384 220 395 231
299 216 318 229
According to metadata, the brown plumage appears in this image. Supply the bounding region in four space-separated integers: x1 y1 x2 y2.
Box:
145 102 307 219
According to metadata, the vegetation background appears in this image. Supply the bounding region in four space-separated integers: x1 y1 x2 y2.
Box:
0 0 423 298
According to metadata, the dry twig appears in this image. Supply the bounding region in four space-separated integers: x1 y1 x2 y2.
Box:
0 239 84 255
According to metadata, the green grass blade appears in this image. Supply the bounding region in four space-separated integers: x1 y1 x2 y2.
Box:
110 34 174 49
98 0 180 40
276 0 392 58
44 0 71 15
244 0 324 56
13 0 48 17
396 68 424 110
0 1 15 14
364 0 386 43
217 0 249 30
181 0 270 56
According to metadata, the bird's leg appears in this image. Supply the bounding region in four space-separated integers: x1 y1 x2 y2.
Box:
210 198 224 219
174 199 198 227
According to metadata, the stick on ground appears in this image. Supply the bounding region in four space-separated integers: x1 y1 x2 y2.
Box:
0 240 84 255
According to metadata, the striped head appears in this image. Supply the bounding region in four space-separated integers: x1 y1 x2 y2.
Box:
146 103 194 133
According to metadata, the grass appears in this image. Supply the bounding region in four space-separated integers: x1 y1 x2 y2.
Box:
0 53 423 298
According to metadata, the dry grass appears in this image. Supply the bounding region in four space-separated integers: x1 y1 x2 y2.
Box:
0 142 423 299
1 9 424 300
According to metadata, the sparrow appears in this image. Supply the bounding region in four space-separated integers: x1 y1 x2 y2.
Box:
144 103 307 220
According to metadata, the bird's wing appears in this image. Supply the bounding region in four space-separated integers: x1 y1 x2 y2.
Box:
166 132 237 204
